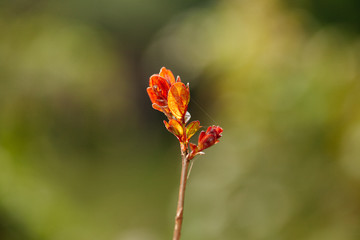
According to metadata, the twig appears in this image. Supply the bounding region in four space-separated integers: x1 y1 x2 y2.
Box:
172 143 190 240
146 67 223 239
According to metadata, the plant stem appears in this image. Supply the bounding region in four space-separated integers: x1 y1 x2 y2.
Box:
172 143 190 240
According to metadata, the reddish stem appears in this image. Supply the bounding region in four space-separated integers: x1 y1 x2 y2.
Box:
172 143 190 240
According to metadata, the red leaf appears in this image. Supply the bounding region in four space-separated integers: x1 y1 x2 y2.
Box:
159 67 176 85
189 143 198 152
149 75 170 101
198 131 206 142
147 87 158 105
197 125 223 151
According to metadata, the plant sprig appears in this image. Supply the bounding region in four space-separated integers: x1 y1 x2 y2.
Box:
147 67 223 240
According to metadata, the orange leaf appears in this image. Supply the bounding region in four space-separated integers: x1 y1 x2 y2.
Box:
186 121 201 140
163 119 184 141
168 82 190 120
152 103 165 112
159 67 176 85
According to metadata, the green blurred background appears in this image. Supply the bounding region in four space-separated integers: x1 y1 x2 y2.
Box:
1 0 360 239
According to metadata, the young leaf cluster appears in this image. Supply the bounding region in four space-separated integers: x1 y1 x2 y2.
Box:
147 67 223 159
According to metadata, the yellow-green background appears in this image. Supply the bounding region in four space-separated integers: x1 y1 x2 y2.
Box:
1 0 360 239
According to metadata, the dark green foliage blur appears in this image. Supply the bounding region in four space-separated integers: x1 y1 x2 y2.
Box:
1 0 360 239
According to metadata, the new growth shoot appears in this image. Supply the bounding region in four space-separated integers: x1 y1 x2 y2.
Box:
147 67 223 240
